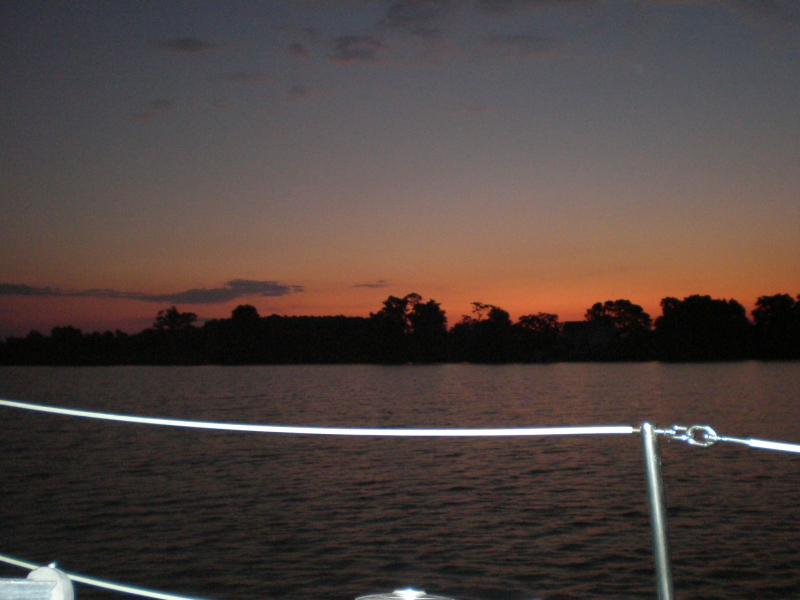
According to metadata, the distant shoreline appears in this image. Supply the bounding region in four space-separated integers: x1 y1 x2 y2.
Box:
2 291 798 365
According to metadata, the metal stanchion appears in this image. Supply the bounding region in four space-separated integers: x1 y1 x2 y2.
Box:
641 422 674 600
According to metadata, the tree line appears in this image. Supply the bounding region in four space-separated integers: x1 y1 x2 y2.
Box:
1 292 799 365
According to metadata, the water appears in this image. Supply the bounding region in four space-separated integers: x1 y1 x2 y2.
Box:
1 363 799 599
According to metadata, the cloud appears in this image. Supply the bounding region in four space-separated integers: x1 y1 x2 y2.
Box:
288 42 311 58
484 33 559 57
476 0 594 14
330 35 387 63
147 279 303 304
287 84 330 102
0 280 303 305
148 98 174 110
729 0 800 31
449 102 493 115
0 284 60 297
214 71 272 84
381 0 455 38
288 84 310 98
282 25 320 41
158 37 216 53
129 98 175 122
353 280 391 289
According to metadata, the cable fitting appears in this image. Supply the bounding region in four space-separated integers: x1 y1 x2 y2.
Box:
658 424 719 448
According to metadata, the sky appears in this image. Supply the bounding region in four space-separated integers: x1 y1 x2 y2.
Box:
1 0 799 337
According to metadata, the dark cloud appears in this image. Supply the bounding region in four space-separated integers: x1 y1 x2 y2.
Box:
381 0 455 38
158 37 216 53
0 284 59 297
729 0 800 29
150 279 302 304
0 280 303 305
215 71 272 84
484 33 559 57
282 25 320 41
353 280 390 289
476 0 594 14
289 84 310 98
330 35 387 63
450 102 492 115
130 98 175 122
149 98 174 110
288 42 311 58
288 84 330 102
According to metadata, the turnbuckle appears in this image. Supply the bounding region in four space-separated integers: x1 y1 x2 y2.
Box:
657 424 719 448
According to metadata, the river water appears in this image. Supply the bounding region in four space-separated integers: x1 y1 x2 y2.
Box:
1 363 799 599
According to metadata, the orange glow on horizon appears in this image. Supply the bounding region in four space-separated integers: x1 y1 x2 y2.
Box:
2 278 793 339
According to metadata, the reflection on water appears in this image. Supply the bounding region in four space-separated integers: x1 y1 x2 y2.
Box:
1 363 799 598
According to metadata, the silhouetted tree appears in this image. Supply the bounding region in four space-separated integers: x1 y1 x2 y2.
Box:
408 297 448 362
752 293 800 359
213 304 264 363
51 325 83 343
4 290 797 365
655 295 750 360
582 299 652 359
515 312 561 361
49 326 85 364
153 306 197 331
147 306 201 363
369 295 410 362
450 302 514 362
586 300 652 334
17 330 47 364
366 293 446 362
231 304 260 323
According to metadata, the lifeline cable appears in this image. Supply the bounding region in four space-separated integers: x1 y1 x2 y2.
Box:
715 432 800 454
0 398 634 599
2 399 800 452
728 437 800 454
0 553 205 600
0 398 634 438
2 399 798 600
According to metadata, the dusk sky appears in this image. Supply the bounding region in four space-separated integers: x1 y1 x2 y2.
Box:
1 1 799 337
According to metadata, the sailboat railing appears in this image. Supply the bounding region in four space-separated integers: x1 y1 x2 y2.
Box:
1 398 798 599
